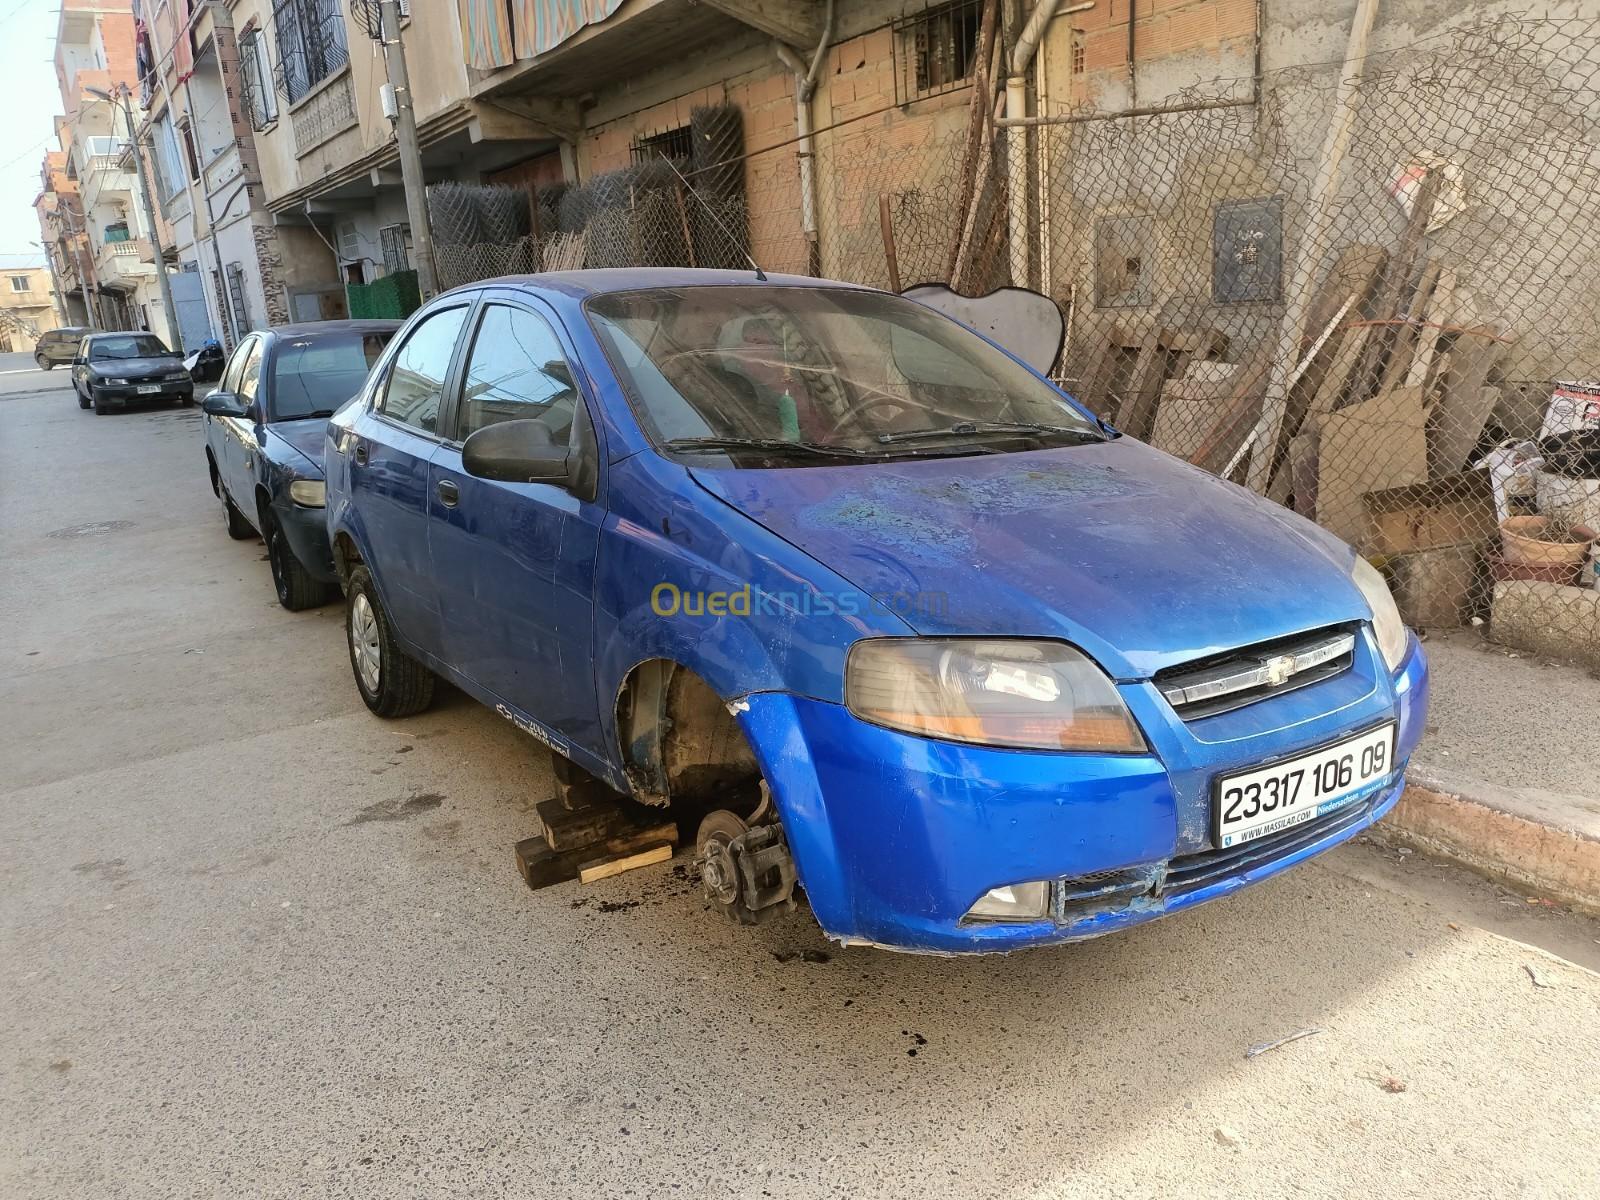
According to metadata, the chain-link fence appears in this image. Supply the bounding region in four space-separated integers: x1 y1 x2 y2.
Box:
441 12 1600 661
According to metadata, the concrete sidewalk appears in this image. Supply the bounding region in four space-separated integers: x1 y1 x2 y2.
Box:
1385 630 1600 911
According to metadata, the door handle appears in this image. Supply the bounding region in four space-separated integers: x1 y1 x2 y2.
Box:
436 479 459 507
352 440 368 466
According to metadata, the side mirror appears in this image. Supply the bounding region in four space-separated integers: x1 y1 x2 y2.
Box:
71 356 84 366
202 391 248 418
462 419 570 486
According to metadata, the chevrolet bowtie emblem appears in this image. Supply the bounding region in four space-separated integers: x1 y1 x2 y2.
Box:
1263 655 1296 687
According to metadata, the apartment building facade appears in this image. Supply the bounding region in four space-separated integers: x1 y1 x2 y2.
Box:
0 261 65 354
35 0 179 346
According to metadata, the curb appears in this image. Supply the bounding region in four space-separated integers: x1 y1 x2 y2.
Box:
1378 771 1600 913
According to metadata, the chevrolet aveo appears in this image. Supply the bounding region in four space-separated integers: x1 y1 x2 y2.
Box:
324 268 1428 954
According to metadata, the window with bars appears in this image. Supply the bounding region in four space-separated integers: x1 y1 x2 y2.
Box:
271 0 349 105
893 1 981 104
631 125 694 165
379 223 412 275
238 26 278 130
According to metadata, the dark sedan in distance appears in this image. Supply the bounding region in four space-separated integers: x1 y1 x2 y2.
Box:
203 320 399 610
71 331 194 413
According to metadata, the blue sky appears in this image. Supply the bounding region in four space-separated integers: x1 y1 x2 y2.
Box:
0 0 71 269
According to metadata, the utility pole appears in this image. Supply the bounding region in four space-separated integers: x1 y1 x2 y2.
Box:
379 0 438 299
32 239 70 325
90 84 183 350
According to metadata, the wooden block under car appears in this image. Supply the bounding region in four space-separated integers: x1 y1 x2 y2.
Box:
1362 470 1496 556
578 843 673 884
515 820 680 890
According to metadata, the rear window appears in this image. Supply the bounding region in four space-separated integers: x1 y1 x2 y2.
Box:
270 330 394 421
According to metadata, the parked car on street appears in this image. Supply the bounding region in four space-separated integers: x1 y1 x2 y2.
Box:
33 325 94 370
202 320 399 609
71 331 193 413
324 268 1428 954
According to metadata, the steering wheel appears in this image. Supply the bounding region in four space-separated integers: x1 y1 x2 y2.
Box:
819 387 917 441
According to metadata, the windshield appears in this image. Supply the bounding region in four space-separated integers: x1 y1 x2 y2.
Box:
90 334 170 359
269 330 394 421
585 286 1099 465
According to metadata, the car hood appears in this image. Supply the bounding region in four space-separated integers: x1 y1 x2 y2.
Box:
689 439 1365 679
268 417 329 476
91 356 184 378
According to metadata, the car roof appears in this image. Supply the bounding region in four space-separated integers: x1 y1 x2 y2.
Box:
84 330 161 341
262 319 404 339
455 267 879 302
47 326 93 337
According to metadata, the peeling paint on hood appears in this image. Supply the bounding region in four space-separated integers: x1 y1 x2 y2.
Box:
690 438 1365 678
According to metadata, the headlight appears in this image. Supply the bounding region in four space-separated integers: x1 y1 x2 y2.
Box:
845 638 1146 752
288 479 326 507
103 377 129 385
166 371 190 381
1351 556 1409 672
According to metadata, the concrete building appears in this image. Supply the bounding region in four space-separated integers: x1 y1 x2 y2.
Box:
0 259 65 354
33 150 97 329
224 0 562 318
132 0 295 350
35 0 178 346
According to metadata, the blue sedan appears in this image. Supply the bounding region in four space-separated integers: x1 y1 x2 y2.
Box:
324 269 1427 954
202 320 398 609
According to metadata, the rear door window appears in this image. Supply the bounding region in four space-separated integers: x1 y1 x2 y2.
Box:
378 306 470 436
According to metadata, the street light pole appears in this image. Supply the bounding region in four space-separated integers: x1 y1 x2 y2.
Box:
89 84 183 351
379 0 438 299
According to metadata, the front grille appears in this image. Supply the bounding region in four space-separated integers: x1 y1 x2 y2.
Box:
1050 794 1377 916
1155 626 1356 720
1163 795 1375 895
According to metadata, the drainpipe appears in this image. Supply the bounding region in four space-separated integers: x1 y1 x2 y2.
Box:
773 0 834 278
1006 1 1095 289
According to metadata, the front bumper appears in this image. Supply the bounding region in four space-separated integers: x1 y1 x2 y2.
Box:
91 380 194 407
271 495 338 583
737 630 1428 953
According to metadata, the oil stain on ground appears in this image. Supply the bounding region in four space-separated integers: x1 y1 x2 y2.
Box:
344 793 446 827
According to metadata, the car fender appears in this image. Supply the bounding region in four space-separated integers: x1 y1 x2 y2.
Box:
592 451 917 768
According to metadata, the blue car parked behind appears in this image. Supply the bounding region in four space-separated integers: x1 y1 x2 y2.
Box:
324 269 1427 954
203 320 399 609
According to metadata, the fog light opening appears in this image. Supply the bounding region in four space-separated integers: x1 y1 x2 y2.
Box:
963 880 1051 923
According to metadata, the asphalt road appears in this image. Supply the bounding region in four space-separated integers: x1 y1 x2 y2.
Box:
3 350 1598 1199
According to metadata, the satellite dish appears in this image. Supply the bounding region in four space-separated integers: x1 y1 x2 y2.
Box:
901 283 1065 376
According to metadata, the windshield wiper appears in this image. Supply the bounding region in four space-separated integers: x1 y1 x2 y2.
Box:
660 436 872 459
874 420 1104 446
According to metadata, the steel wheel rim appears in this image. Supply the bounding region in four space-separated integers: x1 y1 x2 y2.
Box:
351 593 381 693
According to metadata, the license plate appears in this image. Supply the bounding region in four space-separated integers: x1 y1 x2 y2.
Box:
1214 723 1396 848
137 383 162 394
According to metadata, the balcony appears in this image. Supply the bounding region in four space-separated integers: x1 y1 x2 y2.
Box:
94 237 154 284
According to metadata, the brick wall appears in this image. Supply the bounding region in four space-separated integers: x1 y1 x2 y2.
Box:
1068 0 1258 103
579 60 805 273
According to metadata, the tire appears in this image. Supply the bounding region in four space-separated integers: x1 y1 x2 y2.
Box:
265 516 335 612
223 493 256 540
92 393 111 415
345 565 435 718
36 355 52 371
77 390 90 410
